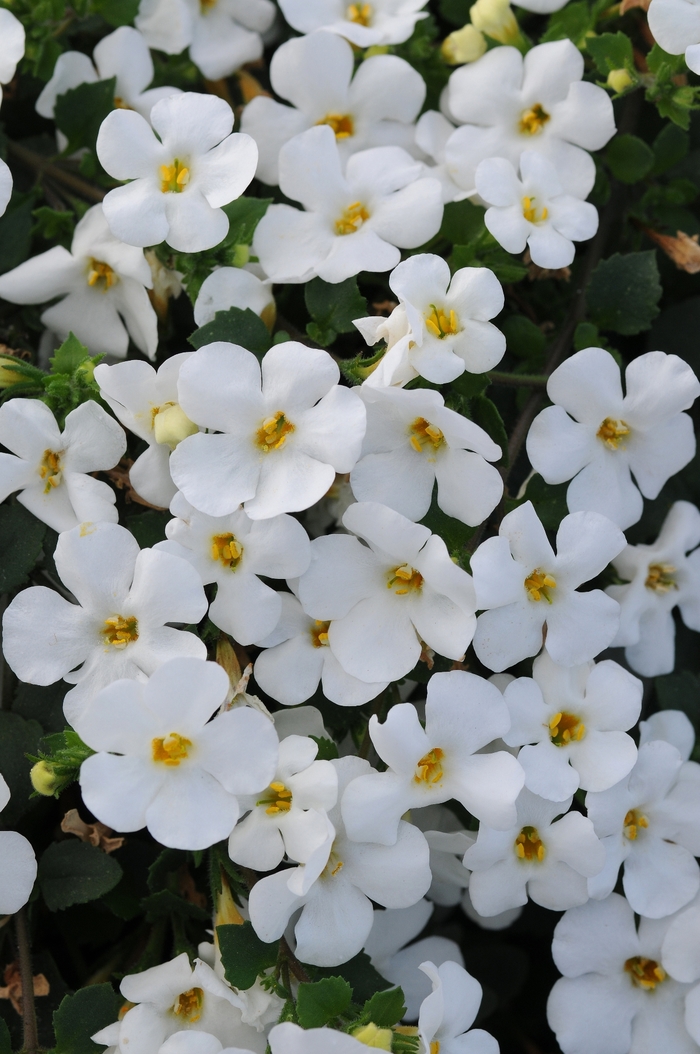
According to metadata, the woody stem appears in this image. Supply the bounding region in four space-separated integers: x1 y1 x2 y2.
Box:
15 906 38 1054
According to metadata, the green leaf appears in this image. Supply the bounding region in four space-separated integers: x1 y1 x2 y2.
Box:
0 502 46 592
32 205 76 245
217 922 278 990
54 78 117 155
519 473 569 530
652 123 689 175
126 510 170 548
142 888 209 922
439 0 472 24
439 200 486 245
542 1 594 46
222 196 272 246
472 394 509 465
0 198 33 274
39 841 122 911
647 43 686 76
53 984 122 1054
606 135 654 184
420 495 476 563
450 371 491 399
587 251 662 335
0 711 43 825
310 735 340 760
0 1018 9 1054
305 276 367 347
314 952 390 1003
362 986 407 1027
50 332 91 374
188 307 272 357
296 976 353 1028
93 0 140 25
587 32 634 75
655 671 700 729
500 315 546 366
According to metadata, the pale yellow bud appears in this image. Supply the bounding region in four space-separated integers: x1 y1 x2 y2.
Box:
607 68 634 93
0 354 26 388
470 0 521 44
214 871 245 929
153 403 198 449
442 24 488 64
351 1023 394 1049
30 761 61 797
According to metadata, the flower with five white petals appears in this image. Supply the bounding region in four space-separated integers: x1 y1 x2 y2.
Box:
193 268 274 331
276 0 429 46
648 0 700 76
0 8 24 106
418 960 500 1054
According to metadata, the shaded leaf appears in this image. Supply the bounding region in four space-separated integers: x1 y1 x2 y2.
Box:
296 976 352 1028
0 503 46 592
313 952 390 1002
362 986 407 1027
587 251 662 335
0 711 43 825
53 984 122 1054
54 78 117 155
50 333 91 375
606 135 654 184
39 841 122 911
217 922 278 990
0 199 33 274
305 277 367 347
189 307 271 357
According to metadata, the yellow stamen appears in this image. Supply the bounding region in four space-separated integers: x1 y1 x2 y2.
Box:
39 449 63 493
210 532 243 570
387 564 423 596
549 711 586 746
514 825 546 862
645 562 677 593
519 103 550 135
524 568 557 603
624 956 666 990
521 196 549 224
102 615 139 649
172 987 203 1021
257 780 293 815
317 113 355 139
623 809 648 841
152 732 192 766
160 159 190 194
87 258 118 291
255 411 295 452
335 201 369 236
347 2 372 24
424 305 460 339
310 620 331 648
597 417 631 450
414 747 444 785
409 417 445 457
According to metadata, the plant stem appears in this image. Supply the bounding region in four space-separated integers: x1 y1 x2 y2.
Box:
488 370 548 387
7 141 106 204
14 907 38 1054
279 936 312 984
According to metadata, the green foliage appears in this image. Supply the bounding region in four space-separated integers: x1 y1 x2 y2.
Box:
0 502 46 591
296 977 353 1027
500 315 546 367
587 31 634 75
126 510 171 548
420 495 476 563
32 205 76 245
217 922 279 990
28 728 95 798
313 952 391 1002
472 393 509 464
541 0 595 46
0 1019 9 1054
0 711 43 825
439 0 472 24
440 200 486 245
606 135 655 184
222 197 273 247
189 307 272 356
655 670 700 735
311 735 340 760
38 333 103 424
516 473 569 530
0 197 34 274
39 841 123 911
451 227 529 283
360 987 407 1027
92 0 140 25
646 45 700 129
53 984 122 1054
54 78 117 155
587 252 662 335
305 277 367 347
652 123 689 176
50 333 92 375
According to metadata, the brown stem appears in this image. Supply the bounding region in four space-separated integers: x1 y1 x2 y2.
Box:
14 907 38 1054
279 936 312 984
7 141 106 204
488 370 547 387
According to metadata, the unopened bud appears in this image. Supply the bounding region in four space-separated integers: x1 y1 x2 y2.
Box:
214 870 245 929
607 68 634 93
31 761 61 797
153 403 198 449
470 0 521 44
352 1023 393 1050
441 24 488 64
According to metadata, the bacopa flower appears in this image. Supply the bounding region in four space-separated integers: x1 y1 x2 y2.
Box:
0 204 158 360
476 151 599 269
418 960 500 1054
661 894 700 1045
526 346 700 530
0 774 37 915
241 31 426 185
170 341 366 520
648 0 700 75
96 92 258 253
0 398 125 533
193 268 275 330
0 8 25 106
0 160 11 219
276 0 429 47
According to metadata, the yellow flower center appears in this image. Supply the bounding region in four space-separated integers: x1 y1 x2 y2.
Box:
549 711 586 746
347 2 372 24
351 1023 393 1049
210 532 244 570
409 417 445 455
39 449 63 493
257 781 293 815
102 615 139 649
160 159 190 194
519 103 550 135
87 258 118 291
255 411 295 452
623 808 648 841
597 417 631 450
425 304 460 339
414 747 444 785
317 113 355 139
335 201 370 235
625 957 666 990
201 0 217 7
172 987 203 1021
310 619 331 648
521 196 548 224
515 825 546 862
152 732 192 767
113 96 132 109
645 562 677 593
524 568 557 603
387 564 423 596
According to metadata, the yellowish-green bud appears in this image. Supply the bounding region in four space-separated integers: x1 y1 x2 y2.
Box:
75 358 96 383
441 24 488 64
470 0 521 44
0 354 27 388
231 243 250 268
364 44 390 56
31 760 61 797
351 1023 394 1050
153 403 198 449
607 68 634 93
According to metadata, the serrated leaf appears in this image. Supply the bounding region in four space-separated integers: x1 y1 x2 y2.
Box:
39 841 122 911
188 307 271 356
53 984 122 1054
305 277 367 347
296 976 353 1028
217 922 278 990
310 735 340 760
222 197 272 246
0 502 46 592
587 32 634 75
362 986 407 1027
606 135 654 184
50 332 91 374
54 78 117 155
587 251 662 335
314 952 390 1002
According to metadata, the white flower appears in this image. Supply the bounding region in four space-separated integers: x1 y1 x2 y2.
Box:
548 893 697 1054
418 960 500 1054
586 740 700 918
35 27 181 124
95 354 197 510
254 591 389 707
341 670 525 844
476 151 599 269
92 953 267 1054
0 8 24 104
640 709 696 762
471 500 625 672
267 1022 379 1053
276 0 429 46
649 0 700 75
0 159 11 219
240 31 425 185
411 805 474 906
0 204 158 360
1 521 207 724
193 268 274 330
0 398 125 533
136 0 275 80
248 756 432 967
444 40 616 198
503 651 641 801
465 788 604 915
661 895 700 1044
606 501 700 677
351 384 503 524
96 93 258 253
76 658 278 850
414 110 464 203
156 492 310 645
252 125 443 284
171 341 366 520
526 347 700 530
0 774 37 915
297 501 477 683
353 303 414 389
158 1035 257 1054
228 733 338 870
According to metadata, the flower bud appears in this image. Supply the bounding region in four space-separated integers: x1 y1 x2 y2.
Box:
214 870 245 929
607 68 634 93
441 24 488 64
153 403 198 449
470 0 521 44
30 760 61 797
351 1022 394 1049
0 354 26 388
